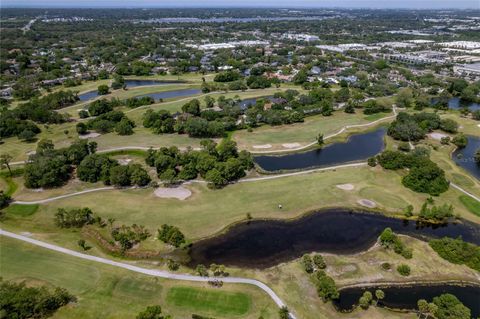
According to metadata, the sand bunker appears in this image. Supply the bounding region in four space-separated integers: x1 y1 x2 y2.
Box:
79 132 101 139
336 183 354 191
428 132 448 141
357 199 377 208
118 159 132 165
282 143 301 149
154 186 192 200
253 144 272 149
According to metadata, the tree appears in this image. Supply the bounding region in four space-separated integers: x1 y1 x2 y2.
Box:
317 133 324 146
417 299 430 318
358 291 373 309
374 289 385 305
0 154 13 176
395 88 414 108
115 118 134 135
0 191 11 209
157 224 185 247
97 84 109 95
182 99 201 116
195 264 209 277
301 254 314 273
278 306 289 319
313 254 326 269
136 305 167 319
204 95 215 108
76 122 88 135
18 129 36 142
432 293 471 319
77 239 90 251
452 134 468 148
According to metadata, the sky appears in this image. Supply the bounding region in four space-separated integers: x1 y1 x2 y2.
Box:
1 0 479 9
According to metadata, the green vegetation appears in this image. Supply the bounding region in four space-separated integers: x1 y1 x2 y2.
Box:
54 207 100 228
166 287 251 316
459 195 480 217
313 270 339 301
387 112 457 142
136 305 170 319
429 237 480 272
0 278 76 319
418 201 454 223
418 293 472 319
396 264 411 276
2 204 38 217
379 228 412 259
157 224 186 247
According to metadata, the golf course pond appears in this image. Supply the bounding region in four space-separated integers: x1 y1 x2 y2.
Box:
453 135 480 180
188 209 480 269
254 127 386 172
431 97 480 111
333 283 480 318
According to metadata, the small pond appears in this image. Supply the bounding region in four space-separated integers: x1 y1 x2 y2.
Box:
254 127 386 172
452 135 480 180
78 90 99 101
188 209 480 269
432 97 480 111
333 283 480 318
124 79 181 88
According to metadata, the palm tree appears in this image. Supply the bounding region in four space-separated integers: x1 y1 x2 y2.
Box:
374 289 385 306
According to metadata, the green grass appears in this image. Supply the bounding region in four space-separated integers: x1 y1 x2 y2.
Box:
459 195 480 217
0 237 276 319
102 149 149 158
166 287 251 316
3 204 39 217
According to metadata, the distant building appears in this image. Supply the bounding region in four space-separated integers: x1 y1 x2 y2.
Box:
454 63 480 76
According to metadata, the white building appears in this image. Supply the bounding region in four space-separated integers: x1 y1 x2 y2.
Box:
438 41 480 50
454 63 480 76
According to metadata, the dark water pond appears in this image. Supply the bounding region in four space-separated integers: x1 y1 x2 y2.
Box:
139 88 202 101
432 97 480 111
124 79 181 88
238 96 274 110
334 283 480 318
78 90 99 101
254 127 386 172
188 209 480 269
453 135 480 180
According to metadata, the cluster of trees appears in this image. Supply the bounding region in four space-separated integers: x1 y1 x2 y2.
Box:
86 98 124 117
157 224 185 247
24 139 97 188
126 96 155 109
314 270 339 301
86 110 136 135
136 305 170 319
376 150 449 196
388 112 458 142
78 154 150 187
379 228 412 259
0 279 76 319
419 201 454 223
214 70 241 82
447 78 480 103
54 207 102 228
429 237 480 272
301 254 327 273
358 290 385 310
111 224 150 251
418 294 471 319
145 140 253 188
0 90 79 140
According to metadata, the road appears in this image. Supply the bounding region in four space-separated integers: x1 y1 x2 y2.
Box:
0 229 296 319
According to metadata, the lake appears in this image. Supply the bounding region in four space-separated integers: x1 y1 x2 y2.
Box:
254 128 386 172
188 209 480 269
432 97 480 111
334 283 480 318
452 135 480 180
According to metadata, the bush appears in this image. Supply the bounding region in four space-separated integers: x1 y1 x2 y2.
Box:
97 84 109 95
313 254 327 269
396 264 411 276
54 207 97 228
0 279 76 319
158 224 185 247
111 224 150 250
429 237 480 272
136 305 166 319
76 122 88 135
314 270 339 301
301 254 314 273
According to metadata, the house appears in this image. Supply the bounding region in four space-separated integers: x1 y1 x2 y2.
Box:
309 66 322 75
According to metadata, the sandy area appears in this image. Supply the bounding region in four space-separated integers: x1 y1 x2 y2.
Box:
282 143 301 149
26 150 36 156
357 199 377 208
154 186 192 200
253 144 272 149
428 132 449 141
79 132 101 139
118 159 132 165
336 183 354 191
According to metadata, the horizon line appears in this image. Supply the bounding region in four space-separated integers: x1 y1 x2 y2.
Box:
1 5 479 9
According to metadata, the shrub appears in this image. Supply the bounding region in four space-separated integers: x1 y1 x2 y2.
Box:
452 134 468 148
314 270 339 301
429 237 480 272
54 207 98 228
397 264 411 276
158 224 185 247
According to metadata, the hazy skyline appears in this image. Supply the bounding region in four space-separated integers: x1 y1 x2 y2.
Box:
1 0 479 9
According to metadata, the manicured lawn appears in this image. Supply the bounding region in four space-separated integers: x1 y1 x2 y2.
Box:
166 286 251 316
3 204 39 217
459 195 480 217
0 237 276 319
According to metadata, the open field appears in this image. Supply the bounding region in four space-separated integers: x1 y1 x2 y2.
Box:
0 236 277 319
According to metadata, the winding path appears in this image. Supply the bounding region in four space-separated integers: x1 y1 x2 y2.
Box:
0 229 296 319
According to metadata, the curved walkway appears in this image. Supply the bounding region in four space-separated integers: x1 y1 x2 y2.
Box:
13 187 115 205
250 106 399 154
0 229 296 319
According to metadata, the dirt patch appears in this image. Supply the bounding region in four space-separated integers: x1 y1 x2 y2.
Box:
428 132 449 141
253 144 272 149
79 132 101 139
357 199 377 208
154 186 192 200
336 183 354 191
282 143 301 149
20 232 32 237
